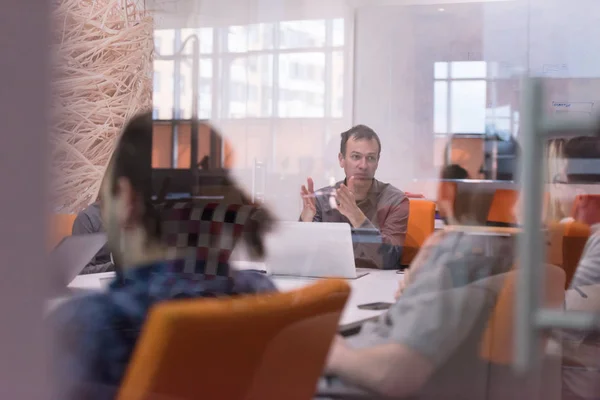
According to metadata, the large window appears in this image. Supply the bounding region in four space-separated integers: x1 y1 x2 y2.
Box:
433 61 518 138
153 19 345 121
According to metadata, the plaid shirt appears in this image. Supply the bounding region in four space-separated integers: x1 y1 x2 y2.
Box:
51 260 275 400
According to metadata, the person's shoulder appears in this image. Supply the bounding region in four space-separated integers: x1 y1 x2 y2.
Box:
375 180 407 202
77 201 100 216
589 224 600 240
51 292 115 333
73 207 91 225
73 202 101 229
421 230 450 247
580 226 600 258
232 270 277 294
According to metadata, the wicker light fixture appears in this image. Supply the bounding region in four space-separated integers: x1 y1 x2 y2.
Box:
51 0 153 212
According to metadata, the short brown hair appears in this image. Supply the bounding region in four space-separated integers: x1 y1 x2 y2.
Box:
340 125 381 157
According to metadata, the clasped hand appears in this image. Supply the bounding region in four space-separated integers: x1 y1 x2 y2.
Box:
300 176 366 227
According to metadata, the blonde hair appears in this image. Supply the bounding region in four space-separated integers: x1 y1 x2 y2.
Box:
545 139 567 223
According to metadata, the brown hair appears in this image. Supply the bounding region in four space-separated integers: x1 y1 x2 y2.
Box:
105 112 160 240
340 125 382 158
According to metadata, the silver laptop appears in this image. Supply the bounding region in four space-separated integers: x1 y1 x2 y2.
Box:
50 233 107 294
264 222 367 279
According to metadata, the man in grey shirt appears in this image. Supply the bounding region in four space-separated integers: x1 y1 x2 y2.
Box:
72 201 114 274
300 125 409 269
324 229 515 399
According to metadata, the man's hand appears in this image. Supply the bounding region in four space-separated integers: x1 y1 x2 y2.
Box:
300 177 317 222
335 177 366 227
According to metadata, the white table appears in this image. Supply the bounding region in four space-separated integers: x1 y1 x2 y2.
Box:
271 271 399 328
57 268 402 329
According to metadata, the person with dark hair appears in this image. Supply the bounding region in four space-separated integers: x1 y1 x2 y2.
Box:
72 171 114 274
51 113 276 400
440 164 469 181
300 124 409 269
437 164 470 225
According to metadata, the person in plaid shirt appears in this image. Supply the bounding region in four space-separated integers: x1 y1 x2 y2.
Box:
51 113 276 400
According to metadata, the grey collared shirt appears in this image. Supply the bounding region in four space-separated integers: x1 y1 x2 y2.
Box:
308 178 409 269
344 231 515 399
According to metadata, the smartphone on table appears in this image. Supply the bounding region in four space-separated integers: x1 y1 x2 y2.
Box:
357 302 393 311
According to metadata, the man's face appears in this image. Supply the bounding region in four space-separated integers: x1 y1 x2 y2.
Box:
338 137 380 182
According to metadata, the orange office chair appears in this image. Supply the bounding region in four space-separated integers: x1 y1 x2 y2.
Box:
486 189 519 227
401 199 436 266
117 279 351 400
480 265 565 365
479 265 565 400
49 213 77 249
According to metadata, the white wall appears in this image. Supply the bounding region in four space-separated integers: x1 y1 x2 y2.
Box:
354 2 487 192
353 6 418 187
151 0 349 28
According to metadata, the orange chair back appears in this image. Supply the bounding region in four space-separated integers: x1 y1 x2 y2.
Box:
479 264 565 365
487 189 519 226
49 213 77 249
117 279 350 400
401 199 436 266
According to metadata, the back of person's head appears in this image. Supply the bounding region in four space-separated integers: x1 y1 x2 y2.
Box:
438 148 494 226
102 112 160 256
158 121 275 262
441 164 469 180
563 135 600 184
340 125 381 158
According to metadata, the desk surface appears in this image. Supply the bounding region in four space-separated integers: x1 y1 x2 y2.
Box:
56 268 401 328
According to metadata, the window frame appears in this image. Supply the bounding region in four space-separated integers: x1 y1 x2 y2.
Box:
433 61 512 137
153 19 345 122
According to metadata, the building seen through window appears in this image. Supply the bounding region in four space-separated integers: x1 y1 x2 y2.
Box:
153 19 345 121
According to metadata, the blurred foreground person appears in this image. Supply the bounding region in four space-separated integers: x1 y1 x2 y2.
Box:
324 161 516 399
51 113 276 400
